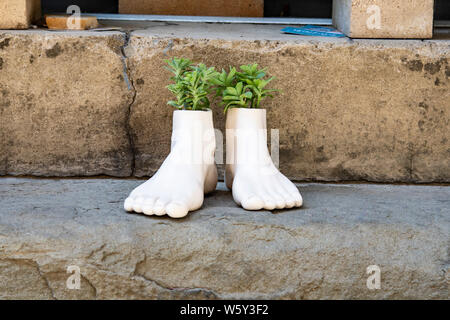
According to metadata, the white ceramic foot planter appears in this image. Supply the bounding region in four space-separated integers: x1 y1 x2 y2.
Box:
225 108 302 210
124 110 217 218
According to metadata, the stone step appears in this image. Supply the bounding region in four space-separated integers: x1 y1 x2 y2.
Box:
0 23 449 183
0 178 448 299
0 0 41 30
333 0 434 38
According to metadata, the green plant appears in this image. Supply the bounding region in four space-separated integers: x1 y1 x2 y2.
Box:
222 82 253 113
213 63 278 113
165 57 192 81
211 67 237 98
237 63 267 80
165 57 218 111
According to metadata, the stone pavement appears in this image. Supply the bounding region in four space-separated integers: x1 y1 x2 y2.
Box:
0 177 448 299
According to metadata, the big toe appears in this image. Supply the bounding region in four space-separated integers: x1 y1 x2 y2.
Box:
124 197 134 212
166 202 189 219
133 197 145 213
241 196 265 211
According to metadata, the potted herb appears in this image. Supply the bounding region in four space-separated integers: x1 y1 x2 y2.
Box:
216 64 302 211
212 63 278 113
123 57 219 218
165 57 218 111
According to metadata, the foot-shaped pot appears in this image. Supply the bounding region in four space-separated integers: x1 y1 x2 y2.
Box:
225 108 302 210
124 110 217 218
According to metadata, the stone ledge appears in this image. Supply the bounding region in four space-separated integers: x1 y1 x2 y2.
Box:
0 25 449 182
127 23 450 182
332 0 434 39
0 0 41 30
0 30 134 177
0 178 448 299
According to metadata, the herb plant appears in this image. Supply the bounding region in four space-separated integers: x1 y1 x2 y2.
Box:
212 63 278 113
165 57 218 111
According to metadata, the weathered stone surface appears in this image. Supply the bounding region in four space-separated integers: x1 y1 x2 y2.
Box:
126 23 450 182
0 0 41 29
0 30 134 176
333 0 434 39
0 177 448 299
0 25 448 182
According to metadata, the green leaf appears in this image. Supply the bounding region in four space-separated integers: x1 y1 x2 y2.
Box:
227 67 236 83
223 95 239 101
224 87 238 96
255 72 265 79
167 101 180 108
243 91 253 99
236 82 243 94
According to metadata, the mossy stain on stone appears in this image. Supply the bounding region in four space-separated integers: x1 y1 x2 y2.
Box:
46 43 63 58
406 60 423 72
424 61 441 75
0 38 10 50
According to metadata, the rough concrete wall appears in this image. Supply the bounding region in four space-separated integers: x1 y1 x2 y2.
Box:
126 26 450 183
0 31 134 176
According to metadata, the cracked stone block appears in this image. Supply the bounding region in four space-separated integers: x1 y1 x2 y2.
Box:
0 31 134 176
333 0 434 38
0 0 41 29
119 0 263 17
0 259 54 299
